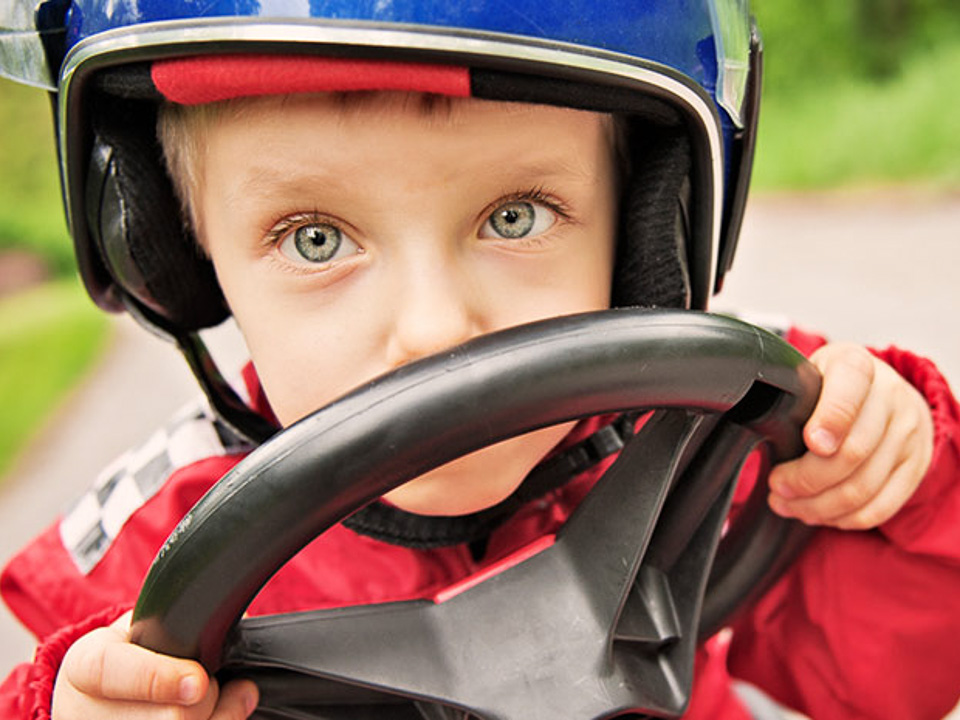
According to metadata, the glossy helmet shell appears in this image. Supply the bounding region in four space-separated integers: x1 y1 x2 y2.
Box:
3 0 760 334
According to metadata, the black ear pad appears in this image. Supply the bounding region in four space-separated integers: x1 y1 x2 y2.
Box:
613 123 692 310
85 96 229 332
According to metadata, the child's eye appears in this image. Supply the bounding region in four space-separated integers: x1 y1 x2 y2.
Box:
277 222 360 266
480 201 556 240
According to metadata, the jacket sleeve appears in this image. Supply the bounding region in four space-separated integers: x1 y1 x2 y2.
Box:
0 605 129 720
727 336 960 720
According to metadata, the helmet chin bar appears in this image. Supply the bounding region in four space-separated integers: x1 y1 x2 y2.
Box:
131 309 821 720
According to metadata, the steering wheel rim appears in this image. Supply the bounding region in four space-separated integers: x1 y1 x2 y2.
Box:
132 309 820 719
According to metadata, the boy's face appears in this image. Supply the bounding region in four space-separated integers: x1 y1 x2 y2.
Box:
196 92 617 515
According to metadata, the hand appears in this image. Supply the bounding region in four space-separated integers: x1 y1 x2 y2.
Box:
768 343 934 530
52 611 258 719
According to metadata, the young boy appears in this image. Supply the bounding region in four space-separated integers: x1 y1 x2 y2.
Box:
1 3 959 719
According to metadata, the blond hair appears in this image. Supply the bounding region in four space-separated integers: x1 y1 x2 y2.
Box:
157 101 222 243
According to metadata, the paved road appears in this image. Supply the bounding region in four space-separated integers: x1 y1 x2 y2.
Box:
0 318 201 667
715 190 960 385
1 192 957 710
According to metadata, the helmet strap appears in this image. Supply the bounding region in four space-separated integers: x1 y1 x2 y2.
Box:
175 331 279 444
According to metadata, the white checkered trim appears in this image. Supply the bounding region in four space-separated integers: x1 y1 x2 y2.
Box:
60 400 252 574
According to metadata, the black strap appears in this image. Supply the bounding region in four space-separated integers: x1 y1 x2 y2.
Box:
342 416 636 550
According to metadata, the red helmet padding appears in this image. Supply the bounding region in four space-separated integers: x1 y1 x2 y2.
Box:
151 54 471 105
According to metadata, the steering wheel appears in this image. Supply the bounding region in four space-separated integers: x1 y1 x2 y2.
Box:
131 309 820 720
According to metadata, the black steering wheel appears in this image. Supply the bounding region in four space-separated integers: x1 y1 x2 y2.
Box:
131 309 820 720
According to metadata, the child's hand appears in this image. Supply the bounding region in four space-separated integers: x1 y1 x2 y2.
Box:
52 611 258 719
768 343 934 530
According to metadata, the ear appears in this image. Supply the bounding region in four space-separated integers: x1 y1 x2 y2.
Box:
85 96 229 331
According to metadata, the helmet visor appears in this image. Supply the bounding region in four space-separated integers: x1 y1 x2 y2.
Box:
0 0 57 89
711 0 752 126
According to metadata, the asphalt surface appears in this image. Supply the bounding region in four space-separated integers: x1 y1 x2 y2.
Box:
1 192 958 712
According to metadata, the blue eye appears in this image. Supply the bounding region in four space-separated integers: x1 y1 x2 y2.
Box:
278 222 359 265
481 201 556 240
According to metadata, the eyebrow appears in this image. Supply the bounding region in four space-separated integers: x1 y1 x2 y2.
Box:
227 151 599 215
226 166 345 211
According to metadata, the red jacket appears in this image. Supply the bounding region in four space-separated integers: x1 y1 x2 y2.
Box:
2 327 959 719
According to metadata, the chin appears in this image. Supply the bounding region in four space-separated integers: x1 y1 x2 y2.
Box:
381 423 576 517
382 470 521 516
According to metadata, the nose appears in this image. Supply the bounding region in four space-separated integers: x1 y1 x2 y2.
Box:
385 252 482 368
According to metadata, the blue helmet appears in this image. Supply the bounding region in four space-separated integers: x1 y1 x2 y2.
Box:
2 0 761 439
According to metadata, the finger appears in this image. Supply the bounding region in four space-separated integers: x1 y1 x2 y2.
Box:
62 622 209 705
770 377 931 527
52 681 218 720
770 379 890 500
805 344 876 456
829 392 935 530
54 697 184 720
829 449 928 530
211 679 259 720
769 412 898 525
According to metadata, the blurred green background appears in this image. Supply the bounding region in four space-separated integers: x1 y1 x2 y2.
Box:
0 77 108 479
0 0 959 479
751 0 960 189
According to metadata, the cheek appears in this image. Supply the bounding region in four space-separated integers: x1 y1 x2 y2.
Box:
232 288 392 428
556 245 616 311
513 199 618 320
242 318 351 427
494 240 615 323
213 272 331 427
246 333 317 427
226 306 310 426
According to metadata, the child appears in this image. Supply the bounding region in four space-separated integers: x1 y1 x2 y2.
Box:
1 3 958 719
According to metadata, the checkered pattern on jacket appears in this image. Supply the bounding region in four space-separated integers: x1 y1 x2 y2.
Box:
59 400 252 574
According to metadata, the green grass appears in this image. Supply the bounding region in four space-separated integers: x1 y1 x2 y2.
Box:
0 77 72 274
753 42 960 190
0 279 110 479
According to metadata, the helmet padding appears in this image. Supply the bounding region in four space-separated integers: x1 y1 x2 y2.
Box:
85 92 229 331
614 124 691 309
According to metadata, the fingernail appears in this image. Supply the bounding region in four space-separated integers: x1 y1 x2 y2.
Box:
179 675 201 704
245 690 259 715
810 427 838 454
